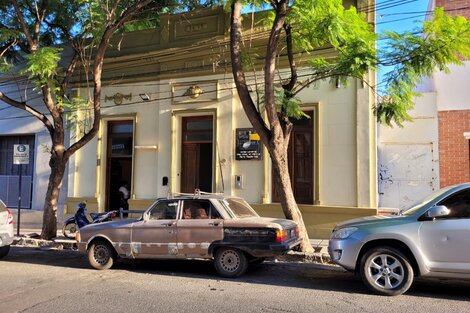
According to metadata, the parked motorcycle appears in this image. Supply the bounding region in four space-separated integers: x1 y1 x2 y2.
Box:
62 202 118 239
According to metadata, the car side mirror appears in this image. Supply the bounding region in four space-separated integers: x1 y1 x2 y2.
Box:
426 205 450 219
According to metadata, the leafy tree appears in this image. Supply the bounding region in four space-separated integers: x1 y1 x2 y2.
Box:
229 0 470 252
0 0 179 239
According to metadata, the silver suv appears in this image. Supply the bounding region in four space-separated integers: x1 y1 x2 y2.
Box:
0 199 14 259
329 183 470 296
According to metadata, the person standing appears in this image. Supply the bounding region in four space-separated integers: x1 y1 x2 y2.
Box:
118 182 130 218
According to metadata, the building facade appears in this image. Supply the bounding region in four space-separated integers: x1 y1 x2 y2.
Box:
378 0 470 209
1 3 378 237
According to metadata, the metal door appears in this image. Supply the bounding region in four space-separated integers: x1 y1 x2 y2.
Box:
131 200 179 257
176 199 223 257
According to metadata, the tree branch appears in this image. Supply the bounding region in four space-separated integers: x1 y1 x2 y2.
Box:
61 47 79 96
11 0 35 51
65 0 155 160
264 0 288 131
281 24 297 92
0 40 18 58
0 91 54 137
230 1 270 144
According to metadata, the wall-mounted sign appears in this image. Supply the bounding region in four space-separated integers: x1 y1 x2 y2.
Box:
13 144 29 165
235 128 262 161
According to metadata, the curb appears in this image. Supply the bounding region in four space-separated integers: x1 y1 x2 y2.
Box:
12 237 332 265
12 236 77 251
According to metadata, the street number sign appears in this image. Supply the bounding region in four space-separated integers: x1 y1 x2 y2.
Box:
13 144 30 165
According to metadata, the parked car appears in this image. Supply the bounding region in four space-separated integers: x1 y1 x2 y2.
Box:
329 183 470 296
0 199 14 259
77 193 301 277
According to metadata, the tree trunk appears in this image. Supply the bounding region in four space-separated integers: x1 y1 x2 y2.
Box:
269 140 313 254
41 155 66 239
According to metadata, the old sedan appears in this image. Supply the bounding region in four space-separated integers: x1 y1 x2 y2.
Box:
77 193 300 277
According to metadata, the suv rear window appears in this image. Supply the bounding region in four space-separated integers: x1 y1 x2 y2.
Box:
221 198 259 218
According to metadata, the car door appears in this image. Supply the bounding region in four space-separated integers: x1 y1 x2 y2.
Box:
419 188 470 273
131 199 179 257
176 199 224 257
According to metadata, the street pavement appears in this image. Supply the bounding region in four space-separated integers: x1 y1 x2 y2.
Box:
1 246 469 313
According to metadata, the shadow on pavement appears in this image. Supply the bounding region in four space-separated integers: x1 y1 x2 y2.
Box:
4 246 470 301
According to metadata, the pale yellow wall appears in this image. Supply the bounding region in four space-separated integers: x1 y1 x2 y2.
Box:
297 79 358 207
69 73 375 211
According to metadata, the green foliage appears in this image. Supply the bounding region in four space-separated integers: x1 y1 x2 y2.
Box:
274 88 309 120
377 7 470 126
22 47 62 81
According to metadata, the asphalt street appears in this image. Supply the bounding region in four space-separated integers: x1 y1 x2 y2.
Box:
1 246 469 313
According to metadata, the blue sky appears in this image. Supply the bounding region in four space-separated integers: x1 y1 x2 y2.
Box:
376 0 430 34
376 0 431 84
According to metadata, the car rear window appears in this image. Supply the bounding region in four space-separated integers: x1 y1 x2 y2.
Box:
221 198 259 218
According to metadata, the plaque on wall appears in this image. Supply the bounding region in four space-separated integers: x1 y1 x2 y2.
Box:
235 128 262 161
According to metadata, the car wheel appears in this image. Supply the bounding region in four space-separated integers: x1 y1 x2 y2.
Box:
360 246 414 296
214 247 248 278
87 240 115 270
0 245 10 259
62 222 77 239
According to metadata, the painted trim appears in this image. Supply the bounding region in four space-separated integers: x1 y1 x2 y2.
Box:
171 108 218 194
98 115 136 212
265 103 320 205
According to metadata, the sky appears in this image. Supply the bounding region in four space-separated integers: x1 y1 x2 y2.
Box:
375 0 431 85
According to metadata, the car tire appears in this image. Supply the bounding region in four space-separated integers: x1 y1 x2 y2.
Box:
0 245 10 259
214 247 248 278
87 240 115 270
62 222 77 239
360 246 414 296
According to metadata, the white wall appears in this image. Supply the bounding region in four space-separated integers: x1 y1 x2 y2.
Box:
378 92 439 209
434 61 470 111
0 80 68 211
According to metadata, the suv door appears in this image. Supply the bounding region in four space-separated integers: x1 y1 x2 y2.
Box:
131 200 179 257
419 188 470 273
176 199 223 257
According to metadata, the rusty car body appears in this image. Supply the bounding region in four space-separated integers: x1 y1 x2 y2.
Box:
77 193 301 277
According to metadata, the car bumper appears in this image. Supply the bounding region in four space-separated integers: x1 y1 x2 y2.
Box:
216 238 301 257
77 242 87 253
0 230 14 247
328 237 363 271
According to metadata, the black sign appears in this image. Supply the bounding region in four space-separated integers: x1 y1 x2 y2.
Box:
235 128 262 160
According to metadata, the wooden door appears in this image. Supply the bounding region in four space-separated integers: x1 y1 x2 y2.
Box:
180 116 213 193
181 144 199 193
272 111 314 204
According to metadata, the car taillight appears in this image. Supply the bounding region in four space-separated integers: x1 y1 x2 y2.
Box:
6 208 13 224
275 229 288 242
295 227 300 238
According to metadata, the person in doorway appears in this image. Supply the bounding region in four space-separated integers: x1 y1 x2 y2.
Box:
118 181 130 218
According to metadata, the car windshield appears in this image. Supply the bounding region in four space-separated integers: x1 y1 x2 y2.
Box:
221 198 259 218
400 186 454 216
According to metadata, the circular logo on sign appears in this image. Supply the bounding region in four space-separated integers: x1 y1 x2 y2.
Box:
18 145 26 152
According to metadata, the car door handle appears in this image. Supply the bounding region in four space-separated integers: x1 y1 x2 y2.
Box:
161 222 175 227
209 222 220 226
